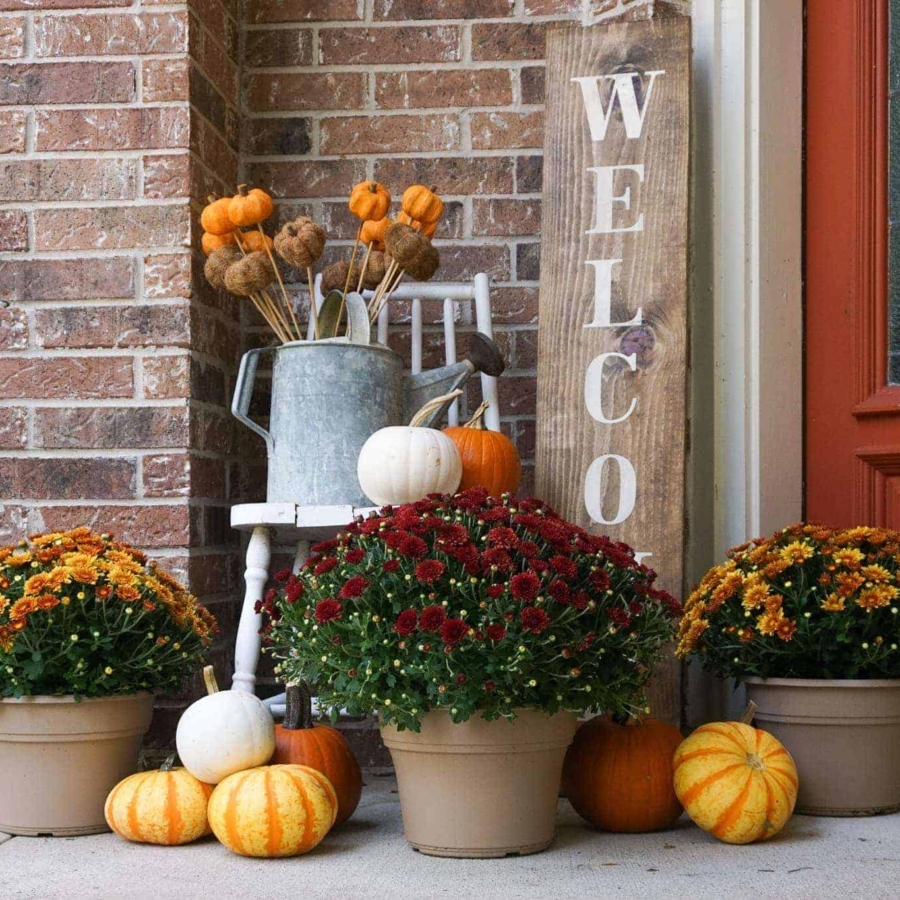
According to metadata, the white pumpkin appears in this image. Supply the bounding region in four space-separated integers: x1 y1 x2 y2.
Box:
358 391 463 506
176 666 275 784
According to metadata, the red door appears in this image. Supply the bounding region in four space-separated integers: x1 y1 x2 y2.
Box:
805 0 900 527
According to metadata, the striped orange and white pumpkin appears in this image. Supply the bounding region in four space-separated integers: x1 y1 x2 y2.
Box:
673 721 798 844
208 764 338 858
105 759 214 845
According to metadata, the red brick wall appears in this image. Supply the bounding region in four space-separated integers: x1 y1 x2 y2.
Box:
0 0 243 742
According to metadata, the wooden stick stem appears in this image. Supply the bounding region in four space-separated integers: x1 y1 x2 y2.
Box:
307 267 320 340
356 241 373 294
258 223 301 341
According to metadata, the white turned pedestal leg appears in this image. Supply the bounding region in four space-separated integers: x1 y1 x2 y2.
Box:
232 525 271 693
293 540 309 574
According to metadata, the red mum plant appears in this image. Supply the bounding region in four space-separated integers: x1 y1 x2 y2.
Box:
267 489 681 731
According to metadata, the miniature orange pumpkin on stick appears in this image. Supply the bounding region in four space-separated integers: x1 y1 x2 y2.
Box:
201 194 234 235
357 217 392 291
228 184 274 227
401 184 443 225
343 181 391 298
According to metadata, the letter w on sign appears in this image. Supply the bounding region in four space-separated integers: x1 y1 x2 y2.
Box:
535 18 691 722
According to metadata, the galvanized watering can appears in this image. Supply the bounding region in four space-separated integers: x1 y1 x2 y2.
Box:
232 293 504 506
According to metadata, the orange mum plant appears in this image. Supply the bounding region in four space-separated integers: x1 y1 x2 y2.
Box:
677 523 900 680
0 528 216 698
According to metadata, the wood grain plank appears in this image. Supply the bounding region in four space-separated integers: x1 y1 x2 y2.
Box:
536 18 691 723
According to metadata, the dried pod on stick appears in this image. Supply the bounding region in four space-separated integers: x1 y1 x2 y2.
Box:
204 245 242 291
224 251 276 296
364 250 387 289
274 217 327 269
321 260 360 295
384 223 439 280
404 241 440 282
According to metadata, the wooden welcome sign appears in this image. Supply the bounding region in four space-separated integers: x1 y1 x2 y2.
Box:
536 18 690 720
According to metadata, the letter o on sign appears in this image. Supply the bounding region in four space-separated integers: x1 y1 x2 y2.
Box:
584 454 636 525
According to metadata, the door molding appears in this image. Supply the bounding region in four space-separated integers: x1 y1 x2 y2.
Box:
690 0 803 567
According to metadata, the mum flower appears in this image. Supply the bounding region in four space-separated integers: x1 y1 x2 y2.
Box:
420 605 446 632
314 598 343 624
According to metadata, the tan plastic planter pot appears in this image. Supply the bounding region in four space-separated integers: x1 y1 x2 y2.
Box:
0 693 155 836
381 708 578 857
744 678 900 817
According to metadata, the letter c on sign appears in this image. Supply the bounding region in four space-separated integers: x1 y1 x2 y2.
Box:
585 352 637 425
584 455 636 526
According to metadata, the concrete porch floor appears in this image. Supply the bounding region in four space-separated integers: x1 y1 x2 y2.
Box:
3 774 899 900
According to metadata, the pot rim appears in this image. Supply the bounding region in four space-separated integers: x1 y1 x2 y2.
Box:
274 339 399 362
0 691 154 706
743 677 900 688
379 706 574 723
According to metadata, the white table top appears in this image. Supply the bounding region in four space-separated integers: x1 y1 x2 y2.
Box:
230 502 377 543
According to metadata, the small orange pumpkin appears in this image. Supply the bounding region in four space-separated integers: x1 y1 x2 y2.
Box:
360 216 392 247
349 180 391 222
208 764 337 858
105 755 213 845
401 184 443 224
201 230 236 256
228 184 274 227
443 401 520 496
397 210 437 238
271 683 363 826
200 194 234 236
673 717 798 844
563 715 684 832
241 230 274 253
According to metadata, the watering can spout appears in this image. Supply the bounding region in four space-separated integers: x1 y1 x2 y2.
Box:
404 333 505 426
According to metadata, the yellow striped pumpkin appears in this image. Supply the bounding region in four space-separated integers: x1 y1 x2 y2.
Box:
673 721 798 844
208 764 338 858
105 760 214 845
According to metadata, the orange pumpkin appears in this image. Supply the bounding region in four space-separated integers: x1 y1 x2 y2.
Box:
104 755 213 845
241 230 274 253
208 764 337 858
401 184 443 224
271 683 362 826
563 715 683 832
397 210 437 238
228 184 274 227
360 216 392 247
200 195 234 236
349 181 391 222
443 401 520 497
201 230 236 256
673 720 798 844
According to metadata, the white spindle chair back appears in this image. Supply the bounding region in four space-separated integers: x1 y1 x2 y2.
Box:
313 272 501 430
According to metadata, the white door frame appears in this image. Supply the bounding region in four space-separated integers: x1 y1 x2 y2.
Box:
687 0 804 720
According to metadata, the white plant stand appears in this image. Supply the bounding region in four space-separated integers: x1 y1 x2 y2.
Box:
230 503 374 711
230 275 501 712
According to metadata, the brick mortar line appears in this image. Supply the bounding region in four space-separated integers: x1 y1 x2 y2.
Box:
242 16 573 30
242 61 545 74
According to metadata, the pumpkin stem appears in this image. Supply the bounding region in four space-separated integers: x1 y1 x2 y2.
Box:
611 712 630 726
236 183 249 196
283 682 314 730
739 700 757 725
206 193 219 204
409 389 463 428
463 400 490 430
368 182 378 193
202 664 219 695
160 754 176 772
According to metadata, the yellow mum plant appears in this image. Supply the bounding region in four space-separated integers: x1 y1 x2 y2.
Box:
677 524 900 679
0 528 216 698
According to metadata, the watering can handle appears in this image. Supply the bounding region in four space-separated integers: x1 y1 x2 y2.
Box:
232 346 274 448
